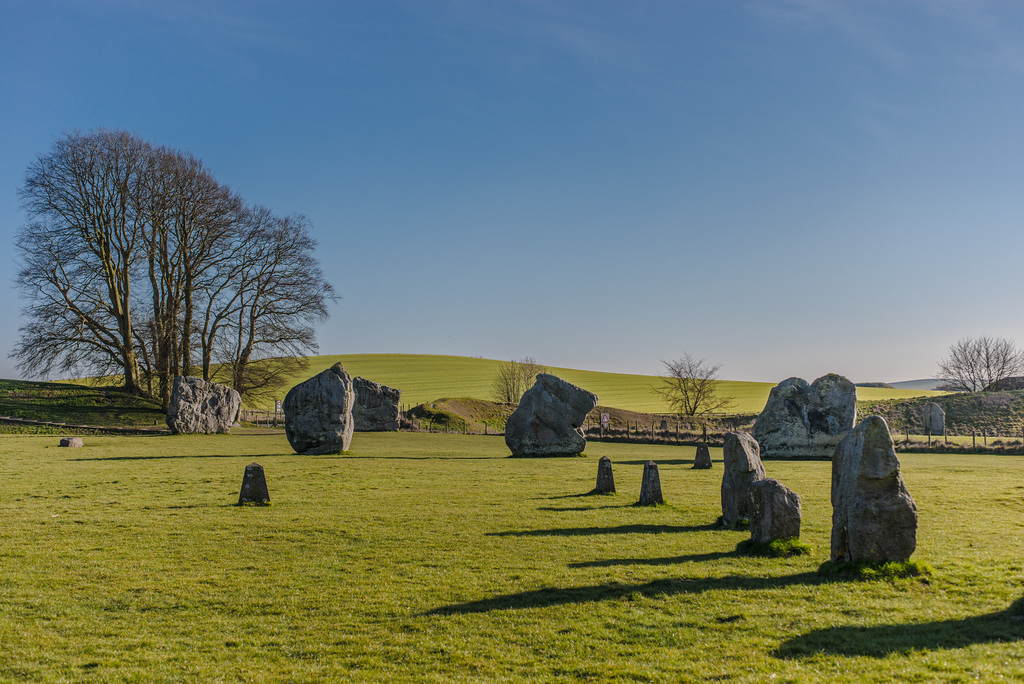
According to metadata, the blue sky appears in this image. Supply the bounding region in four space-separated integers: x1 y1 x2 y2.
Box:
3 0 1024 383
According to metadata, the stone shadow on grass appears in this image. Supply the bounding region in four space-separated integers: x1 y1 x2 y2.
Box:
424 571 830 616
617 459 698 467
569 549 740 568
775 597 1024 658
487 523 719 537
70 453 286 461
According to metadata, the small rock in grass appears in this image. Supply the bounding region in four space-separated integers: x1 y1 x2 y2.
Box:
59 437 84 448
238 463 270 505
596 456 615 493
638 460 663 505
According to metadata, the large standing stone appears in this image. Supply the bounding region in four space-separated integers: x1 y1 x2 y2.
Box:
638 461 663 505
237 463 271 505
166 376 241 434
596 456 615 493
59 437 84 448
831 415 918 563
504 374 598 457
721 432 766 527
749 478 802 543
752 374 857 459
693 443 712 469
283 363 355 455
352 377 401 431
921 402 945 435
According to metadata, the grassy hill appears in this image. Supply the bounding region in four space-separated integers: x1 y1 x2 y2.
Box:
255 354 945 414
0 379 164 431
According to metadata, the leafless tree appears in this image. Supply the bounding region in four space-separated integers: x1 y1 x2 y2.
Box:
653 354 733 417
13 129 336 402
937 335 1023 392
14 129 150 393
491 357 547 404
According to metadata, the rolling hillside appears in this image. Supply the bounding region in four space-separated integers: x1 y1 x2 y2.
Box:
254 354 946 415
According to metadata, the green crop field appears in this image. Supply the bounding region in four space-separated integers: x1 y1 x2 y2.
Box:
1 430 1021 681
250 353 945 414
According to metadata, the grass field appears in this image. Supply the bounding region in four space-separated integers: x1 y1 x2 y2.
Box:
1 430 1021 681
251 354 945 414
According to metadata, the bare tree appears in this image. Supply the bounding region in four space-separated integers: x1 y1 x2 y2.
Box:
491 357 547 404
13 129 336 402
937 335 1023 392
653 354 733 417
14 129 150 393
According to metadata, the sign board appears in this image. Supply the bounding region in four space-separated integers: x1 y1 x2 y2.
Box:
275 400 282 413
601 412 610 429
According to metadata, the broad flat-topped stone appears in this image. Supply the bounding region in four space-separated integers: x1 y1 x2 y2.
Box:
752 374 856 459
353 377 401 431
831 415 918 563
504 373 598 457
749 478 801 543
283 363 355 455
166 376 241 434
59 437 83 448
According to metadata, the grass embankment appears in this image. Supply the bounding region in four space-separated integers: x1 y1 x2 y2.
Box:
248 353 945 415
863 390 1024 437
0 431 1021 680
0 379 164 432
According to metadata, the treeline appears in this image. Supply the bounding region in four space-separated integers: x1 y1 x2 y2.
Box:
13 129 335 408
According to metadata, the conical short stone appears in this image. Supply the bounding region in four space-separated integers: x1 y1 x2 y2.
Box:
596 456 615 493
638 460 663 505
238 462 270 505
693 443 712 469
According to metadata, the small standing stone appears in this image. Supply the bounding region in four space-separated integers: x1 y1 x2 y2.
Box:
595 456 615 493
58 437 84 448
921 402 945 435
638 461 663 505
693 443 712 469
749 478 802 543
720 432 766 527
238 463 270 505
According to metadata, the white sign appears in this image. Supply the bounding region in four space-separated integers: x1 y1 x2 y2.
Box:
601 413 610 428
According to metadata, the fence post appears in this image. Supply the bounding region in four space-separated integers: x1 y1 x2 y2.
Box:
972 430 976 449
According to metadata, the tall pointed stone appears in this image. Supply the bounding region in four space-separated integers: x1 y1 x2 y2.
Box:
720 432 766 527
283 363 355 455
693 443 712 469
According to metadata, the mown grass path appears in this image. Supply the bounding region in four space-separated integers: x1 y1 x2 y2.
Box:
0 432 1021 681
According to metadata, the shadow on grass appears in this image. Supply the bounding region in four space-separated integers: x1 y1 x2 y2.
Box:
775 597 1024 658
617 459 700 467
487 522 720 538
425 571 830 615
569 549 741 568
70 453 286 461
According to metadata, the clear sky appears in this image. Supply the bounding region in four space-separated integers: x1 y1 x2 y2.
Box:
2 0 1024 384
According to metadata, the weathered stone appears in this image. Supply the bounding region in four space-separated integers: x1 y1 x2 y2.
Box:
237 462 270 505
721 432 766 526
831 415 918 563
166 376 241 434
638 461 663 505
693 443 712 469
504 373 598 457
59 437 83 448
283 363 355 455
749 478 801 543
596 456 616 493
752 374 857 459
921 402 945 435
352 377 401 431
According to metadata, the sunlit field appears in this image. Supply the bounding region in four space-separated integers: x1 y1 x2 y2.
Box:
1 431 1021 681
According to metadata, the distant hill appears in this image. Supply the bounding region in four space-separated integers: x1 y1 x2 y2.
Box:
250 354 947 415
887 379 946 391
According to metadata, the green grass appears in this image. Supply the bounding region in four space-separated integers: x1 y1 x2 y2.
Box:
0 431 1021 681
241 353 947 414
